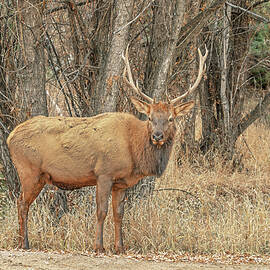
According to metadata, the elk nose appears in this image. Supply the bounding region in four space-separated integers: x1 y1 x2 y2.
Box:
152 132 164 142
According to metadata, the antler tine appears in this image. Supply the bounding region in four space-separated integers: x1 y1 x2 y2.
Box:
122 46 153 103
171 45 209 105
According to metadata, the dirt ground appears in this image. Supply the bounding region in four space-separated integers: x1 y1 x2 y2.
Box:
0 250 269 270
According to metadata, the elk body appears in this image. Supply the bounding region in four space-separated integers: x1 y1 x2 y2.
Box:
7 47 208 254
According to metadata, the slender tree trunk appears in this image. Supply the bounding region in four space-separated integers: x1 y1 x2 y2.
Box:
0 1 22 198
94 0 134 114
145 0 186 100
0 129 19 199
18 0 48 117
0 59 19 198
220 4 231 143
151 1 186 99
182 1 201 153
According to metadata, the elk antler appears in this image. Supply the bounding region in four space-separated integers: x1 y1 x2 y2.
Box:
122 46 154 103
171 45 209 105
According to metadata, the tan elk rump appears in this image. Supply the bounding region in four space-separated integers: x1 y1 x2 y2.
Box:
7 46 208 254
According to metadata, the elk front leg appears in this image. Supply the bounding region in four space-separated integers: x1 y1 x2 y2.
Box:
17 194 31 249
17 177 44 249
112 187 126 254
95 175 112 253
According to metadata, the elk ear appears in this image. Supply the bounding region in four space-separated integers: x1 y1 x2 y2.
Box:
174 101 194 117
131 97 151 115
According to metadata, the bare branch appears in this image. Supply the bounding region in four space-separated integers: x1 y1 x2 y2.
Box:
251 0 270 9
226 1 270 23
177 0 227 50
236 90 270 138
0 1 89 21
46 1 88 15
114 0 154 34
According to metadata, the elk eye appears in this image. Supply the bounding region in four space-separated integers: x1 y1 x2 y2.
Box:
169 117 174 122
148 117 152 121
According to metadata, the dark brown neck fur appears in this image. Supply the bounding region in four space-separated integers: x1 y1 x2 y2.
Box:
129 120 175 177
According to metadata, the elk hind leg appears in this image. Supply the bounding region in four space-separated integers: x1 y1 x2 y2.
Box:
95 175 112 253
17 170 45 249
112 187 126 254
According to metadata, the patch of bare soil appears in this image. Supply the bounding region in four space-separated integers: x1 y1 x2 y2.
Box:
0 250 269 270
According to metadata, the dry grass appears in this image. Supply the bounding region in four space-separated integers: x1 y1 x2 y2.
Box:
0 123 269 255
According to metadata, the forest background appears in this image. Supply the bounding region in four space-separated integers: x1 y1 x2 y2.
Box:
0 0 270 256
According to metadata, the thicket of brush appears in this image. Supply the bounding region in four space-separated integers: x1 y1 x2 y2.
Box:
0 121 269 255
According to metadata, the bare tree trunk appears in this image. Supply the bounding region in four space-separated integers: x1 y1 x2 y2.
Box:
144 0 186 100
0 1 22 199
181 1 201 153
151 1 186 99
0 129 19 199
18 0 48 117
220 4 231 142
0 54 19 198
94 0 134 114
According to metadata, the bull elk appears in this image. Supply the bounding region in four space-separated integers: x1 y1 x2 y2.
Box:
7 46 208 254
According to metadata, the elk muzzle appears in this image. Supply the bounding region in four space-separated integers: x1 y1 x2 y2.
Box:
151 131 165 146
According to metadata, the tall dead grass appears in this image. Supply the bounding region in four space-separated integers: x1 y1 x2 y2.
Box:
0 123 269 255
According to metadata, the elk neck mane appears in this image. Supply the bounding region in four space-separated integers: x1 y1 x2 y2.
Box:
129 120 175 177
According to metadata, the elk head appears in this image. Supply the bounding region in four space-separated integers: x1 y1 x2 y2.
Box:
122 46 208 147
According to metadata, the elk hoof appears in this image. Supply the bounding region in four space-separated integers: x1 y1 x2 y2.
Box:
115 246 125 255
19 245 30 250
19 240 30 250
94 247 105 254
